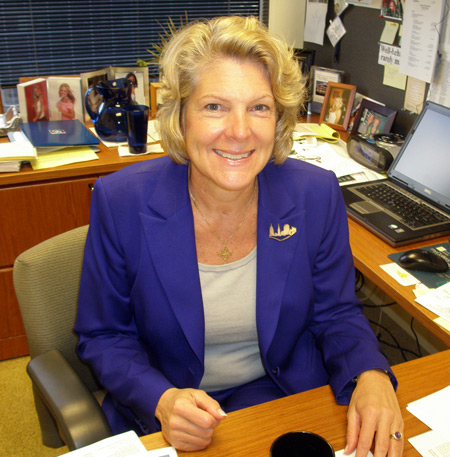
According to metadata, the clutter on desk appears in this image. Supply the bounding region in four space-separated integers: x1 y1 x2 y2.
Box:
90 120 161 149
414 281 450 324
291 130 385 185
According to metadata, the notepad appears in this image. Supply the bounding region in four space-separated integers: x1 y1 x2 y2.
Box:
30 146 99 170
294 123 340 143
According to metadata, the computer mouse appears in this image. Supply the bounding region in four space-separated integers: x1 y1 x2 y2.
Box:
398 249 449 273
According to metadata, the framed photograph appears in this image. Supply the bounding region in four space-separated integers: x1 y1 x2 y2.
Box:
309 66 345 114
47 76 84 122
319 82 357 132
17 78 50 123
150 82 162 117
381 0 404 20
81 68 109 122
109 66 149 107
351 99 397 137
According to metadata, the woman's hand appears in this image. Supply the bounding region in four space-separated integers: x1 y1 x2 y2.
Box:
345 370 403 457
155 388 227 451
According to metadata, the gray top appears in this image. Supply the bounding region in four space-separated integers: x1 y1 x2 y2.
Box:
198 247 265 392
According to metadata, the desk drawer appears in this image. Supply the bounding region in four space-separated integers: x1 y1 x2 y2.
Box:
0 177 96 266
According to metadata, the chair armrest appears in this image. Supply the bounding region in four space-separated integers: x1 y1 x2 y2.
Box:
27 350 112 451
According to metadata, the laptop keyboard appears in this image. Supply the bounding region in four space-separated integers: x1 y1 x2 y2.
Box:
357 183 450 229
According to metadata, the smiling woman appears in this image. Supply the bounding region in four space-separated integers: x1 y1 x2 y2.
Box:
74 15 403 456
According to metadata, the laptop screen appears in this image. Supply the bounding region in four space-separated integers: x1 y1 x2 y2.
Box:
388 102 450 212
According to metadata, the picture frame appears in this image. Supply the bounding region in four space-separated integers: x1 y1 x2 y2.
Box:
16 78 50 123
380 0 403 20
47 76 84 122
309 66 345 114
80 68 109 122
319 82 357 132
108 66 149 107
150 82 162 118
351 99 397 137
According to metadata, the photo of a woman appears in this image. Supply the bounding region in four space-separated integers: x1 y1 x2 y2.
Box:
320 82 356 131
31 84 49 122
47 77 84 122
325 92 344 125
56 83 76 120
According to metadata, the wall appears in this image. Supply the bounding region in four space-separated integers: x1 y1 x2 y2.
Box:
304 4 419 136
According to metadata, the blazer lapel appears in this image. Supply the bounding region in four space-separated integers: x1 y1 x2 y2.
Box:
256 166 306 356
140 163 205 367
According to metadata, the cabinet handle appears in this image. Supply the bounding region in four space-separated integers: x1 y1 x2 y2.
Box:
88 183 94 192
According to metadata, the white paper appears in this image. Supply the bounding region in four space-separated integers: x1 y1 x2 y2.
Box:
380 263 421 286
0 140 36 160
404 77 427 114
399 0 445 83
407 385 450 433
118 143 165 157
147 446 178 457
415 282 450 323
335 449 373 457
326 16 347 47
427 2 450 105
304 0 328 45
378 44 401 66
409 430 450 457
147 120 161 142
58 431 148 456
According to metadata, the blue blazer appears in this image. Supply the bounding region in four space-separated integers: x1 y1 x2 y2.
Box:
75 156 394 435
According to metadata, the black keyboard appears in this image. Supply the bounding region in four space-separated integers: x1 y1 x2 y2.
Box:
357 183 450 229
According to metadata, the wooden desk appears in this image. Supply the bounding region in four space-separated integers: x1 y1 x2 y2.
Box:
0 138 165 359
141 349 450 456
348 218 450 346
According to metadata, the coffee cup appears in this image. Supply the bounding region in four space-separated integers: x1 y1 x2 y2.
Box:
270 431 335 457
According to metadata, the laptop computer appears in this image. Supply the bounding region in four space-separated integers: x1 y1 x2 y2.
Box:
341 101 450 247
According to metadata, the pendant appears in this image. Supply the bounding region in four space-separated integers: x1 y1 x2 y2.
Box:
218 245 232 261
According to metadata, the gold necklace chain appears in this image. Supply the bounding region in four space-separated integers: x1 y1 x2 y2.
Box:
188 180 258 261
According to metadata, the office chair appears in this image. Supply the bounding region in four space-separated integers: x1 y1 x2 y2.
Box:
13 225 112 451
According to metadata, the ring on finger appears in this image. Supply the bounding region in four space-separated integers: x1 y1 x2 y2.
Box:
391 431 403 440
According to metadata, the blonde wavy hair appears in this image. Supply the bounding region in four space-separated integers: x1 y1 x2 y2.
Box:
157 15 306 165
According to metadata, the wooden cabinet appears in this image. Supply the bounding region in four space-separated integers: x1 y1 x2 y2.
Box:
0 142 164 359
0 177 97 360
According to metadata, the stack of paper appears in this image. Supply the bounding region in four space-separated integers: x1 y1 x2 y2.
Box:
0 133 36 172
415 281 450 323
407 386 450 457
